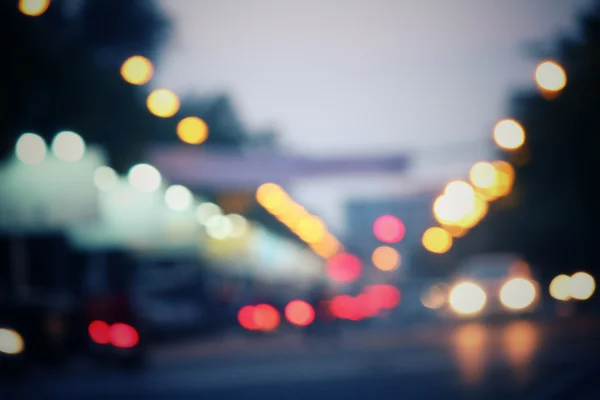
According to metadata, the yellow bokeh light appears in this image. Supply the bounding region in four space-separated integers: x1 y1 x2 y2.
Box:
310 234 340 259
456 195 488 229
120 56 154 85
296 216 326 244
371 246 401 271
256 183 289 210
449 282 486 315
177 117 209 145
493 119 525 151
0 328 24 355
499 278 537 310
443 224 469 238
434 182 477 227
489 161 515 197
147 89 180 118
549 274 571 301
422 227 453 254
535 61 567 93
469 162 496 190
568 272 595 301
19 0 50 16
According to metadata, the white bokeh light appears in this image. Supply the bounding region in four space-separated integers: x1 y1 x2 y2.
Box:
227 214 248 238
196 203 222 225
205 215 232 239
15 133 46 164
165 184 193 211
51 131 86 162
93 166 118 192
128 163 161 193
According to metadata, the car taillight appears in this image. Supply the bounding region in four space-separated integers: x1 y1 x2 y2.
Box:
88 320 110 344
89 321 139 348
109 323 139 348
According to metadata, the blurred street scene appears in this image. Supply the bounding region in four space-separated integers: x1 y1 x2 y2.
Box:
1 0 600 398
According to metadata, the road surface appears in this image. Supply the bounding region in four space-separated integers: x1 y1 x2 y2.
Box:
4 316 600 399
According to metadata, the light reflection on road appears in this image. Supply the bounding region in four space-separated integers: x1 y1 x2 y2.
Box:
452 320 541 385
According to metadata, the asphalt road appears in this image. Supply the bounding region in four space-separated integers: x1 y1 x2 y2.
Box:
5 315 600 399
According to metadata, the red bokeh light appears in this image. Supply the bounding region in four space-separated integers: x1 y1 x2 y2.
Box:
285 300 315 327
330 295 363 321
238 305 258 330
109 323 139 348
373 215 405 243
356 292 380 318
88 320 110 344
365 284 401 309
253 304 280 331
326 253 362 283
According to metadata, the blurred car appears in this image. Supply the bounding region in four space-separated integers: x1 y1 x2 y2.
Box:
441 253 541 320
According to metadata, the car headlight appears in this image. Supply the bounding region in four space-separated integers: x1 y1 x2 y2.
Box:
0 328 25 355
449 282 487 315
499 278 537 310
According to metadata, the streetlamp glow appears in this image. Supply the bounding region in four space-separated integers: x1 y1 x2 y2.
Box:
51 131 86 162
128 163 161 193
15 133 46 165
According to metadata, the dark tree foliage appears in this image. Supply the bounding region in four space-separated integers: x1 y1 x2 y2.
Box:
454 2 600 282
0 1 265 173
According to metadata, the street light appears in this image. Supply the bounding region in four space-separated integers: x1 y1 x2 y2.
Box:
177 117 209 145
493 119 525 151
147 89 180 118
127 163 161 193
120 56 154 86
19 0 50 17
15 133 46 165
51 131 85 163
535 61 567 94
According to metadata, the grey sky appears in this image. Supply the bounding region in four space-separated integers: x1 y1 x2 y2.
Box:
154 0 593 232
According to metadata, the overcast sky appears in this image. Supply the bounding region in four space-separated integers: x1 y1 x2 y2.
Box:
155 0 593 232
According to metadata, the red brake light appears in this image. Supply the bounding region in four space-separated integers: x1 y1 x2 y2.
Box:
88 320 110 344
109 323 139 348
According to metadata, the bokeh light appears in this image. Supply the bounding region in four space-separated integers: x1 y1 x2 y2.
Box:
373 215 405 243
51 131 85 162
19 0 50 16
490 161 515 197
164 185 193 211
285 300 315 327
120 55 154 85
227 214 249 238
147 89 180 118
196 203 223 225
88 320 110 345
0 328 25 355
535 60 566 93
364 284 401 310
499 278 537 310
568 272 595 300
449 282 487 315
15 133 46 165
205 215 232 240
127 163 161 193
296 216 326 243
309 233 341 259
549 274 571 301
238 305 258 330
253 304 280 332
469 162 496 190
493 119 525 150
422 227 453 254
326 252 362 284
109 323 139 349
371 246 401 271
421 284 447 310
256 183 289 210
93 166 118 192
177 117 209 145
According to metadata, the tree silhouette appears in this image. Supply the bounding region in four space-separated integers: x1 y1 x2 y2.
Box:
456 2 600 283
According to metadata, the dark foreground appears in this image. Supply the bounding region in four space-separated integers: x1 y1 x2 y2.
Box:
4 316 600 399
